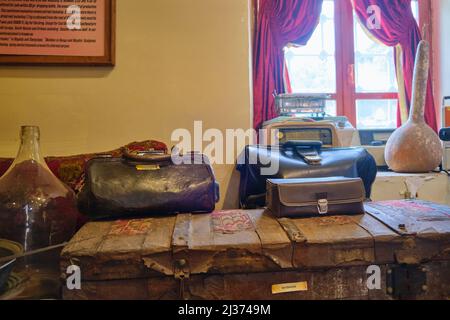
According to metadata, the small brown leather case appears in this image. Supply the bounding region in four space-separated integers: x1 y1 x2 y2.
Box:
266 177 365 218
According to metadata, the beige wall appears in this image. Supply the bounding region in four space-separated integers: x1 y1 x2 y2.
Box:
0 0 253 209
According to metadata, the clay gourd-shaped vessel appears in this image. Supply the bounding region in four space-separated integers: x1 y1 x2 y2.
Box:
385 41 442 173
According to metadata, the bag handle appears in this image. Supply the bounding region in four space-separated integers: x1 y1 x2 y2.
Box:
282 140 323 166
283 140 323 151
122 147 173 164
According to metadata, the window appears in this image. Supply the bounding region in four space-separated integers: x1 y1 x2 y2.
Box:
285 0 337 116
285 0 424 129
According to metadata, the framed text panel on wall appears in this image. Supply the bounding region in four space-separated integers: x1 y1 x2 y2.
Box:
0 0 115 65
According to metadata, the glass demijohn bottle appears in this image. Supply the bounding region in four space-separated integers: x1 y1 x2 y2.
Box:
0 126 79 296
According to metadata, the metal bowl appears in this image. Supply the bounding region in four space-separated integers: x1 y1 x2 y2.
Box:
0 239 23 292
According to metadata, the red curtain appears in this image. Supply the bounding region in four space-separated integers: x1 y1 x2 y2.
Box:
352 0 437 132
252 0 323 129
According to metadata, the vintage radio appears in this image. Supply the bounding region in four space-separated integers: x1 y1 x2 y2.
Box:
358 129 395 146
356 129 396 169
261 116 356 147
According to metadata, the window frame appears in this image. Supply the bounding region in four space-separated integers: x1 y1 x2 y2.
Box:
288 0 431 127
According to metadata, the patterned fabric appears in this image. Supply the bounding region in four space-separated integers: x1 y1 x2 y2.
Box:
0 140 167 193
212 210 255 234
368 200 450 220
109 219 154 236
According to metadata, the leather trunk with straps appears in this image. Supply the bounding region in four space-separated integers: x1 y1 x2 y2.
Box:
61 200 450 300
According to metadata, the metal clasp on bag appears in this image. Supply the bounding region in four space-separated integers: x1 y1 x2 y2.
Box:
317 199 328 215
135 164 161 171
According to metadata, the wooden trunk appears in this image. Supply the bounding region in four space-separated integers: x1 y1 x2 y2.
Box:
61 200 450 300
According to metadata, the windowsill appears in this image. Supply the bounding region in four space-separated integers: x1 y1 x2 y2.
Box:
371 170 449 205
376 171 446 177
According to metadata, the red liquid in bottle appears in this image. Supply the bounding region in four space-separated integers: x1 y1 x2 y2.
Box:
0 127 79 299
